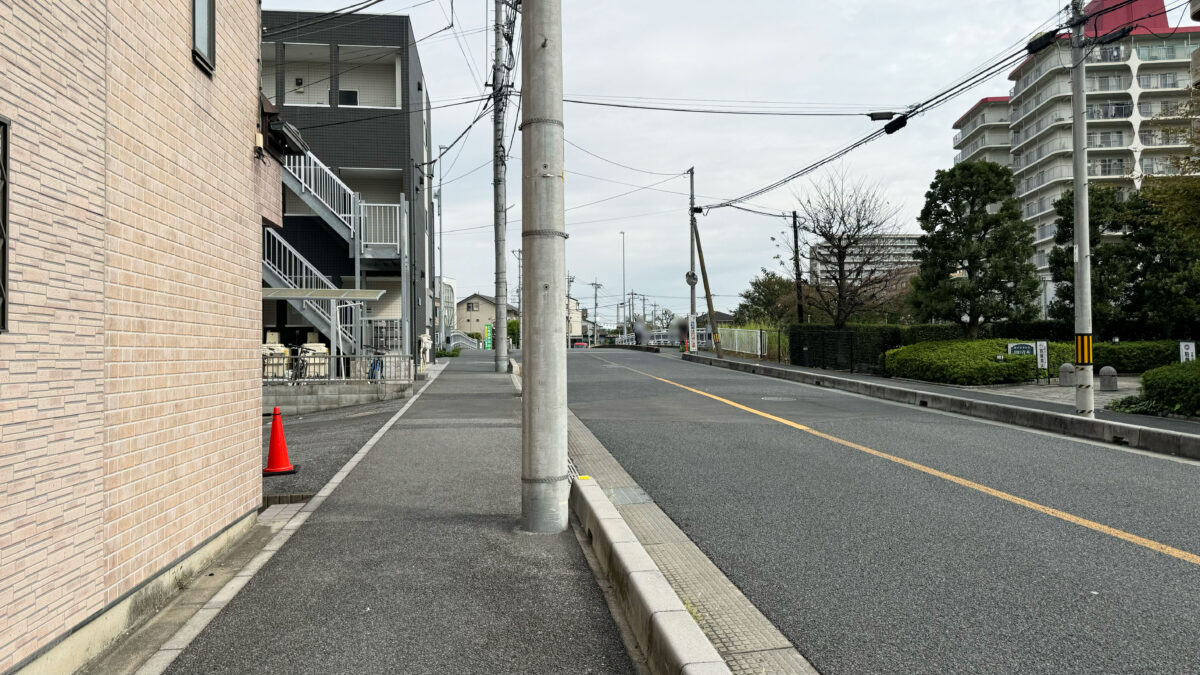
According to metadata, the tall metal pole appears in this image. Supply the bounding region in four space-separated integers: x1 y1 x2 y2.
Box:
512 249 523 348
492 0 511 372
437 145 447 351
589 280 601 346
621 230 627 337
520 0 568 533
1070 0 1095 418
694 219 723 359
688 168 697 318
566 274 575 346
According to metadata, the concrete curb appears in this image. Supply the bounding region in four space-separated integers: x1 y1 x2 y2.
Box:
570 477 731 675
683 353 1200 460
595 344 662 353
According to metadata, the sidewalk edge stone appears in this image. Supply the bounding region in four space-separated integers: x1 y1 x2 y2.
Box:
571 477 733 675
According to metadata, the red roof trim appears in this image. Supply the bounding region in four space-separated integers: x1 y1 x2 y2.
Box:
953 96 1011 130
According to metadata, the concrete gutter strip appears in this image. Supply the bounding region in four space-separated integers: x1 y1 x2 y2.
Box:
571 478 731 675
683 353 1200 461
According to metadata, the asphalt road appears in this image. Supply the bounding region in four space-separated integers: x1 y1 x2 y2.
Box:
567 349 1200 675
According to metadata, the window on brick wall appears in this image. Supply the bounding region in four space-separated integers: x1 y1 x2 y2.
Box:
1 116 8 332
193 0 216 74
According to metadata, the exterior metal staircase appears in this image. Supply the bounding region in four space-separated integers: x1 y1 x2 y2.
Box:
262 227 359 354
280 151 407 260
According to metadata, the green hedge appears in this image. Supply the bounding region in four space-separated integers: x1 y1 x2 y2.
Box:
885 339 1181 385
1091 341 1178 374
884 340 1038 385
1140 360 1200 417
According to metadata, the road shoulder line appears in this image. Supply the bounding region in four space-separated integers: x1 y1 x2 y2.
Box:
682 352 1200 461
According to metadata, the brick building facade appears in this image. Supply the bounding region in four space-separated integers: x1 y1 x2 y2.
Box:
0 0 279 670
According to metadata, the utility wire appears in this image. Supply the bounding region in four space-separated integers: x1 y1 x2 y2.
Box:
565 139 680 176
563 99 884 117
297 95 490 130
263 0 387 38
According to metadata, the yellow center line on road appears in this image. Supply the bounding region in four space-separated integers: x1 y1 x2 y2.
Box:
608 358 1200 567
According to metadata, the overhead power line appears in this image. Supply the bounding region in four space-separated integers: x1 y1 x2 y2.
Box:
562 98 890 117
263 0 388 38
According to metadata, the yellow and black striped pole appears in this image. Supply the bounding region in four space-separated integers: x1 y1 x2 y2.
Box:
1075 334 1094 367
1069 0 1096 419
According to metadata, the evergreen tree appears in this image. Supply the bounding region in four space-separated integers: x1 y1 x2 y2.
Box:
911 161 1040 338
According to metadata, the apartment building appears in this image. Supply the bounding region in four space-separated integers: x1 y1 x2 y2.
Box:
808 234 922 287
0 1 288 671
260 11 434 359
436 275 457 346
952 0 1199 311
952 97 1013 166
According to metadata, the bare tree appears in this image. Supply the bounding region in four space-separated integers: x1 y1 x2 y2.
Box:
774 170 905 328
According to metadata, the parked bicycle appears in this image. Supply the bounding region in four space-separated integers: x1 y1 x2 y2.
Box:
291 345 318 382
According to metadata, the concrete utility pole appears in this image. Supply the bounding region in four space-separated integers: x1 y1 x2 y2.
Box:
589 280 602 346
1070 0 1095 417
433 146 446 361
792 211 805 324
688 168 697 318
694 219 723 358
512 249 523 348
492 0 512 372
520 0 568 533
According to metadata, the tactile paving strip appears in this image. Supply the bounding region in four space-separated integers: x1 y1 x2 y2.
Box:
567 411 818 675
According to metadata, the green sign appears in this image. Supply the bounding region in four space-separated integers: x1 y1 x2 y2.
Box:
484 324 493 350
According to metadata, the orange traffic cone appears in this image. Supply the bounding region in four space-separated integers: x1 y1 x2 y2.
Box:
263 407 297 476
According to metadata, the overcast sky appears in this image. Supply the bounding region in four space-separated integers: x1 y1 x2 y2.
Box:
264 0 1197 323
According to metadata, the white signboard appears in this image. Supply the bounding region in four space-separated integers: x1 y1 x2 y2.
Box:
1182 341 1196 363
687 314 698 353
1036 341 1049 370
1008 342 1036 356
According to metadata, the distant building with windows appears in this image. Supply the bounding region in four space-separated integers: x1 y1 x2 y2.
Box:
808 234 922 287
456 293 520 336
261 11 434 359
951 0 1200 312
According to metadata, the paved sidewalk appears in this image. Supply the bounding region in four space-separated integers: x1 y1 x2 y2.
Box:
163 351 634 675
684 351 1200 436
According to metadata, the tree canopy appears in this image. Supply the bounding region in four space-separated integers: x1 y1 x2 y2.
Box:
911 161 1040 338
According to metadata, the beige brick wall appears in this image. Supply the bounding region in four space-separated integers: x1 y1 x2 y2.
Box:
0 0 274 669
0 2 110 669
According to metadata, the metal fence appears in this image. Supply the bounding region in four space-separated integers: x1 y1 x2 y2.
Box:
788 329 886 374
262 353 413 384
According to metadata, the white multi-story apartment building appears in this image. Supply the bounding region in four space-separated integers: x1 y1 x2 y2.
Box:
952 97 1012 166
952 0 1199 312
808 234 922 287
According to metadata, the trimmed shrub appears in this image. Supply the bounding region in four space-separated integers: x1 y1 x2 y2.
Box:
885 338 1181 385
1140 360 1200 417
1092 341 1178 374
988 321 1072 341
898 324 965 345
884 340 1038 385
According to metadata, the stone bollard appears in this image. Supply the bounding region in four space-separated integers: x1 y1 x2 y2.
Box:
1099 366 1119 392
1059 363 1076 387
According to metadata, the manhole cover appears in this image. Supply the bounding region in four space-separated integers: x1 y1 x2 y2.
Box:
761 396 796 402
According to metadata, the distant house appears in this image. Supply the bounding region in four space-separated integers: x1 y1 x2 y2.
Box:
456 293 520 335
697 310 736 327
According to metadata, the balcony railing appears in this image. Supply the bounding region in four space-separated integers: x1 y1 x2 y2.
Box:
357 203 406 254
1087 76 1131 92
1086 46 1128 64
1140 130 1188 146
1137 73 1185 89
1019 165 1072 196
1136 44 1198 62
1089 160 1129 177
1086 103 1133 120
1014 139 1072 171
953 114 1009 146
